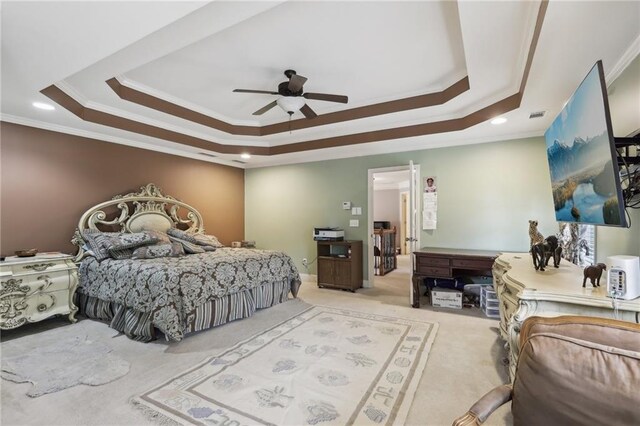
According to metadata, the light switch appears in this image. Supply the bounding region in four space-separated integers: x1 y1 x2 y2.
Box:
356 207 362 215
350 219 359 227
351 207 362 215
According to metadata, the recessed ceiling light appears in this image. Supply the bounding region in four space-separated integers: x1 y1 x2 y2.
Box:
490 117 507 125
32 102 55 111
240 153 251 160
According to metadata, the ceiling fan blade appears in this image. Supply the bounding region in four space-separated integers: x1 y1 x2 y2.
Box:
300 103 318 119
288 74 307 92
233 89 279 95
303 92 348 104
252 100 278 115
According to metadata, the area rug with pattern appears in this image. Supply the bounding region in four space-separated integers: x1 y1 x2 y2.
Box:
133 305 438 425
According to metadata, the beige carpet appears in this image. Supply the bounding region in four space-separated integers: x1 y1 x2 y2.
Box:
134 305 437 425
1 256 511 425
300 255 512 425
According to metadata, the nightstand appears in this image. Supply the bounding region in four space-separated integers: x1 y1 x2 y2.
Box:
0 253 78 330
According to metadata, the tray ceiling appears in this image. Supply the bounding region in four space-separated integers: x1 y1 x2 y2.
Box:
1 1 639 168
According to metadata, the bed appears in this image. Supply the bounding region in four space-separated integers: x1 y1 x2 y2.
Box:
72 184 301 342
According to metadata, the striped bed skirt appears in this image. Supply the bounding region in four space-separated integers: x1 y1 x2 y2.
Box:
76 279 293 342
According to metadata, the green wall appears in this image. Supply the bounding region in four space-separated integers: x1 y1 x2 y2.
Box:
245 54 640 278
246 136 560 279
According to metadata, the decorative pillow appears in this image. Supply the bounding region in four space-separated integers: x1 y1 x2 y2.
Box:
131 242 185 259
105 232 160 260
142 229 171 244
81 230 121 261
81 230 159 260
168 236 205 254
191 233 224 248
166 228 198 244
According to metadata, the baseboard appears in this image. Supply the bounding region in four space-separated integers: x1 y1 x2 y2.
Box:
299 273 317 281
299 274 371 289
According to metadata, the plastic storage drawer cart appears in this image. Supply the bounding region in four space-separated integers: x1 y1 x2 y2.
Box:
481 286 500 318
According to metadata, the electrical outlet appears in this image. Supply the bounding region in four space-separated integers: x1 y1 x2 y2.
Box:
302 258 308 267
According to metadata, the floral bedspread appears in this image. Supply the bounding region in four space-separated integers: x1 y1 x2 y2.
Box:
78 248 301 340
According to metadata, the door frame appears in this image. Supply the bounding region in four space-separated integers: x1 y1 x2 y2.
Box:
400 192 408 254
367 164 421 288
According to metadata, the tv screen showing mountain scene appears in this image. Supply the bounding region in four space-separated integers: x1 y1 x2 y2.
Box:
544 61 625 226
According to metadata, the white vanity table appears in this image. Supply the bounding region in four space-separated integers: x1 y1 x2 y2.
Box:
493 252 640 379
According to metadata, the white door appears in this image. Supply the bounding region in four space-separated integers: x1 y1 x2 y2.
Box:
408 160 419 307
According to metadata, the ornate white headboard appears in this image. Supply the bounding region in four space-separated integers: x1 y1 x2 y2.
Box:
72 183 204 260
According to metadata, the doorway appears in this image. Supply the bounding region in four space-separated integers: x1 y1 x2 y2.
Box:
367 165 420 306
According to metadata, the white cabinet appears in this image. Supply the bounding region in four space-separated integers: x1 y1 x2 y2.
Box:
493 252 640 380
0 253 78 330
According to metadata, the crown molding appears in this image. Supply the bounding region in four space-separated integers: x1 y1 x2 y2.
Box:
116 75 260 127
0 113 244 169
245 128 545 169
83 97 267 148
55 82 267 147
606 34 640 84
514 1 543 93
108 75 471 137
56 80 90 105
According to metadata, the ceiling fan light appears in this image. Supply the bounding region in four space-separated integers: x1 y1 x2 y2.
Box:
277 97 306 114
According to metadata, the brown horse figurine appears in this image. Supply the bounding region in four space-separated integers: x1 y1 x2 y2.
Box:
531 235 562 271
582 263 607 287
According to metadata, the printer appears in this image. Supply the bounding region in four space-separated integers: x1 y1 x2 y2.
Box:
313 227 345 241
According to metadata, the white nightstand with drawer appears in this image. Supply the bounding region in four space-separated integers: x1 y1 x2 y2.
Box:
0 253 78 330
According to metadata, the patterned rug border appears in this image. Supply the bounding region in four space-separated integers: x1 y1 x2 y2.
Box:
132 304 439 426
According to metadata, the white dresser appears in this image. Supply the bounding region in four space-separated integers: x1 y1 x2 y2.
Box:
493 252 640 379
0 253 78 330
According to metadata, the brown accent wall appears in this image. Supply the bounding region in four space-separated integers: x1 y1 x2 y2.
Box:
0 122 244 255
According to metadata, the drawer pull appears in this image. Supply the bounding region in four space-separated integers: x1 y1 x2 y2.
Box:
36 294 56 312
36 275 53 291
24 263 55 272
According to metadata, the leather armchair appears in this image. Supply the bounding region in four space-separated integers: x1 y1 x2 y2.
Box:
453 315 640 426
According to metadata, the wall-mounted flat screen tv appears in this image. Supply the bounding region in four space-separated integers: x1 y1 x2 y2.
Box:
544 60 627 227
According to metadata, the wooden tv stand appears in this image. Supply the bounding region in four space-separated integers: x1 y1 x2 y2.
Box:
412 247 500 308
317 240 363 292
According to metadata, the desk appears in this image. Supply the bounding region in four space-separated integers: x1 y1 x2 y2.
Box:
494 253 640 380
412 247 500 308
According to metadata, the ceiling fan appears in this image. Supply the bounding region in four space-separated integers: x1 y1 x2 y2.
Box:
233 69 348 119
